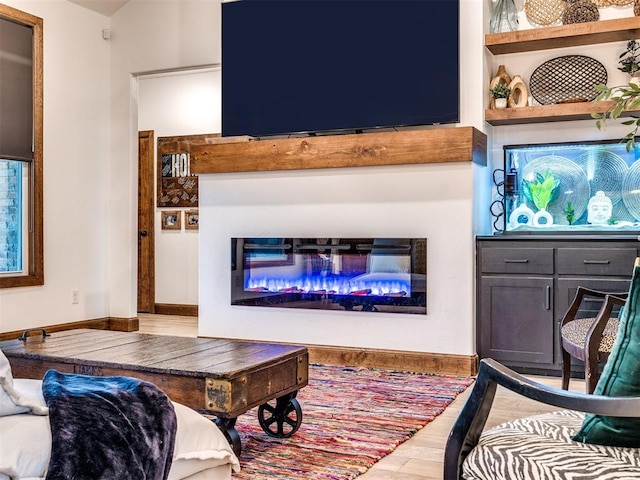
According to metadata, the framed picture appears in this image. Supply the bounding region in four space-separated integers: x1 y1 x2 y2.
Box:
161 210 181 230
185 209 199 230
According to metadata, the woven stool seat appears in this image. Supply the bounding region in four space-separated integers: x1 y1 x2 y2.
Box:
560 287 627 394
561 317 620 353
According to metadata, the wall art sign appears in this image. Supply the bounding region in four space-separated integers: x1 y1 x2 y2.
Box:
157 133 220 207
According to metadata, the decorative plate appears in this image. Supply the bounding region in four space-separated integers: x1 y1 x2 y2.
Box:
622 161 640 221
524 0 566 26
573 150 628 206
529 55 607 105
613 201 637 223
521 155 590 225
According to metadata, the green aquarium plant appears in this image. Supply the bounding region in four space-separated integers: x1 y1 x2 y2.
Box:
563 202 576 225
522 171 560 212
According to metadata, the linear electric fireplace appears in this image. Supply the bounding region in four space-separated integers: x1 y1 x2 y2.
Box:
231 238 426 314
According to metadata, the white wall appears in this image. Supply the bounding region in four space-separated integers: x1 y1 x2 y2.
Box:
138 69 221 305
199 164 478 355
0 0 221 332
0 0 111 332
108 0 220 316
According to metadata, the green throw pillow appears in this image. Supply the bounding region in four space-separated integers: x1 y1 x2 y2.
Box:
572 262 640 447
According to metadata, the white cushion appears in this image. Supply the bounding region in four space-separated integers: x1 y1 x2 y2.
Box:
0 351 47 416
168 402 240 479
0 379 239 480
462 410 640 480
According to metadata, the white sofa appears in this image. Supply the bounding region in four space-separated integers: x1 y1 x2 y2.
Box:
0 351 240 480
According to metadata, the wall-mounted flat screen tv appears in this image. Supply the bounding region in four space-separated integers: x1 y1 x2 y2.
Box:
222 0 460 138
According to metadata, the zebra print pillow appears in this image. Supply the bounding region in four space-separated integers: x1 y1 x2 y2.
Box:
462 410 640 479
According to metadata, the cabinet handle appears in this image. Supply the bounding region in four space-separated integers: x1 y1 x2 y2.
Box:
583 260 610 265
504 259 529 264
545 286 551 310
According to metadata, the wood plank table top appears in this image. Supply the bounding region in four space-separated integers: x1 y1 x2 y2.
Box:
0 329 309 417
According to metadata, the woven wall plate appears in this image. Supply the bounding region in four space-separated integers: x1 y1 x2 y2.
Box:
622 161 640 221
563 0 599 25
574 150 628 206
591 0 611 5
525 0 565 26
608 0 633 5
529 55 607 105
521 155 590 225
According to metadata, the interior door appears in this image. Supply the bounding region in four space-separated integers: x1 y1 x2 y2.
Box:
137 130 155 313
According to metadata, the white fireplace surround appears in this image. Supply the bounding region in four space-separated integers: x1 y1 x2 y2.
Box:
198 158 488 357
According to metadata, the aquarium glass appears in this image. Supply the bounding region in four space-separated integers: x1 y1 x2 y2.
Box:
503 139 640 232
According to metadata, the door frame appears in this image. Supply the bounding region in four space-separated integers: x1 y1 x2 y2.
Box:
137 130 155 313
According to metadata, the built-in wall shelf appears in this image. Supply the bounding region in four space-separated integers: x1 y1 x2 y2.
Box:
485 16 640 55
484 100 624 125
485 17 640 126
190 127 487 174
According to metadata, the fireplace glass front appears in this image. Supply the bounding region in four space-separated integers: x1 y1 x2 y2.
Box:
231 238 426 314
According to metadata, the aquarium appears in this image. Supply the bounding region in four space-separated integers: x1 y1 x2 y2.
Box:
500 139 640 233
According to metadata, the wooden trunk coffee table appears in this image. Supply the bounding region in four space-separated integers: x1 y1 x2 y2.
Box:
0 328 309 455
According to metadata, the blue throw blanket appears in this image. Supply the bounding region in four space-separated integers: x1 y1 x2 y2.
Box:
42 370 177 480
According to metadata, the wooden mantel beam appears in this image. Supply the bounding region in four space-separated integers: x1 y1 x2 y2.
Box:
190 126 487 174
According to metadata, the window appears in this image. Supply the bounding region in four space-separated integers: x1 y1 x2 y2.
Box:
0 5 43 288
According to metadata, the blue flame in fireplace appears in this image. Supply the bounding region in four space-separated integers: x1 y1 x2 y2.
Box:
245 272 411 296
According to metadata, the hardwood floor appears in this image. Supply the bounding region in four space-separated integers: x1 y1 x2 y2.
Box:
138 313 585 480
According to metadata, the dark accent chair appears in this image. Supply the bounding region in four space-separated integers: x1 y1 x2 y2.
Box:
560 288 627 394
443 358 640 480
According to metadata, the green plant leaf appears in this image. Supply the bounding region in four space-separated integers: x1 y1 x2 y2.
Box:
522 171 560 211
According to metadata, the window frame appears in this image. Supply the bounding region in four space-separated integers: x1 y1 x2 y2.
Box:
0 4 43 288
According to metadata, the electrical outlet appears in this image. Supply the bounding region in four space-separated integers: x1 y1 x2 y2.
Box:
72 289 79 304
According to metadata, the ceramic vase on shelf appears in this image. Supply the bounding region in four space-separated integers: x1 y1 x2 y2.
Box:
490 0 518 33
507 75 529 108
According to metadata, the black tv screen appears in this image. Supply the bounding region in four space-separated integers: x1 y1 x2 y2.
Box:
222 0 460 138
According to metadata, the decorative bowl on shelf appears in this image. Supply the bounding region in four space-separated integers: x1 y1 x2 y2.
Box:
529 55 607 105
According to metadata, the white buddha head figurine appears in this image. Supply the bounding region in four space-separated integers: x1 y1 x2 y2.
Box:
587 191 613 225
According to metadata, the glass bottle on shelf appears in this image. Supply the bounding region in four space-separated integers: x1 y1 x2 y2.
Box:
490 0 518 34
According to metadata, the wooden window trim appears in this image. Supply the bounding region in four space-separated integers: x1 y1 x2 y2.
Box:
0 4 43 288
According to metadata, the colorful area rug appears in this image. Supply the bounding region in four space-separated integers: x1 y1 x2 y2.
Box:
231 364 473 479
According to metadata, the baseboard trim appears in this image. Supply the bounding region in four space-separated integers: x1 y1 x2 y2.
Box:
0 318 110 342
198 334 478 376
154 303 198 317
305 345 478 376
0 316 140 341
109 317 139 332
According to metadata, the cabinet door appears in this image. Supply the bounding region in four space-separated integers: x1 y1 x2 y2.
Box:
556 278 631 319
478 276 554 366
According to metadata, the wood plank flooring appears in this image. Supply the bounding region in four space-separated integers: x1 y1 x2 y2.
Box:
138 313 585 480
